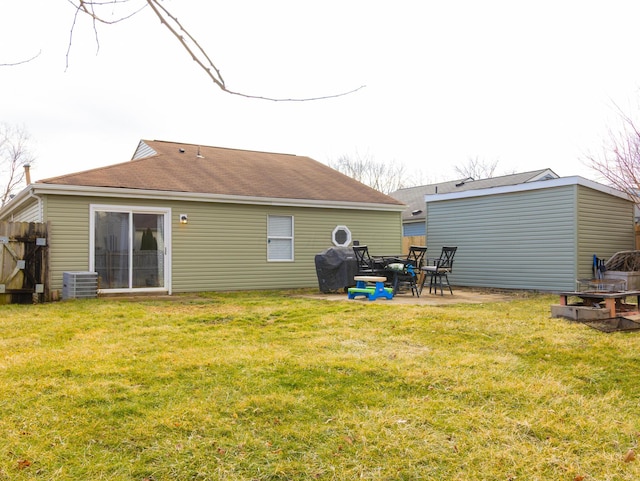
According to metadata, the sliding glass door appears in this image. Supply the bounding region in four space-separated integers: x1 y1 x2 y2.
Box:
91 206 170 292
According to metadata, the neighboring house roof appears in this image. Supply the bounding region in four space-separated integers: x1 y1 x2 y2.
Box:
423 175 631 203
34 140 404 208
390 168 558 222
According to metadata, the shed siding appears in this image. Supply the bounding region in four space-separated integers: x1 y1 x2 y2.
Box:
403 222 425 237
42 195 401 293
426 186 577 291
576 185 634 279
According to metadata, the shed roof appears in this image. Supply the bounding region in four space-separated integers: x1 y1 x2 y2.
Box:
38 140 404 207
390 168 558 222
423 175 631 203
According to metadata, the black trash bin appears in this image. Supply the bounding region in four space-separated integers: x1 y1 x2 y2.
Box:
314 247 358 293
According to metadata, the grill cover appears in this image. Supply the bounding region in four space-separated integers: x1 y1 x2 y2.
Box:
314 247 358 293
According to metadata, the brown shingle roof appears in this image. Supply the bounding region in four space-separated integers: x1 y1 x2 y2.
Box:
40 140 404 206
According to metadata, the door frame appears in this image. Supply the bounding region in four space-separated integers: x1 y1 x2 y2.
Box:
89 204 172 294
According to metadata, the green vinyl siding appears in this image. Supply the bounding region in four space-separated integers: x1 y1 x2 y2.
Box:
40 194 401 293
576 185 634 280
171 202 400 292
426 186 577 291
43 195 93 290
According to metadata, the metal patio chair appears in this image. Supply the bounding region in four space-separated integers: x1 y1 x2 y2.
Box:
384 245 428 296
352 245 385 276
420 246 457 295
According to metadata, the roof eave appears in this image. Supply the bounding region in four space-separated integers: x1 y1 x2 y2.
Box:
0 184 35 219
423 176 631 203
31 183 406 212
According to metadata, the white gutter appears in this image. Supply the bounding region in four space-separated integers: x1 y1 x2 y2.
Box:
27 190 43 221
26 183 406 212
424 176 631 203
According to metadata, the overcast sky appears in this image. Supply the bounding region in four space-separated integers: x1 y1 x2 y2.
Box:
3 0 640 185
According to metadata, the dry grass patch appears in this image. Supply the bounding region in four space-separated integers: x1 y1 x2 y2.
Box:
0 290 639 480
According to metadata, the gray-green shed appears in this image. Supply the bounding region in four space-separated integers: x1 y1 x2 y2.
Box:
0 140 405 297
424 176 635 292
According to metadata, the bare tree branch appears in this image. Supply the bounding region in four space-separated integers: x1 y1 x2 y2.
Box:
66 0 365 101
330 153 412 194
0 124 36 207
0 50 42 67
66 0 148 68
454 156 500 180
69 0 147 25
144 0 365 101
585 103 640 205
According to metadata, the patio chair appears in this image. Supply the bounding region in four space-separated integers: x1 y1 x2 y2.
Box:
384 245 427 296
406 245 428 270
352 245 385 276
420 246 457 295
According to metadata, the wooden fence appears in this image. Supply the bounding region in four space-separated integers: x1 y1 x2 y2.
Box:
402 235 426 254
0 221 49 304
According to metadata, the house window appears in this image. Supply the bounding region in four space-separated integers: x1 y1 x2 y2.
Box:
267 215 293 261
332 225 352 247
90 205 170 291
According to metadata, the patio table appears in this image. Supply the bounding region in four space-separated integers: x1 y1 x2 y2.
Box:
558 290 640 317
378 255 422 296
348 275 394 301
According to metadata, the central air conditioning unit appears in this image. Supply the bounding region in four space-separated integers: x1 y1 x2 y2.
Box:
62 271 98 300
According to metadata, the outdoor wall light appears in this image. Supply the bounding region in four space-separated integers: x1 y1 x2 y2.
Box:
179 214 188 224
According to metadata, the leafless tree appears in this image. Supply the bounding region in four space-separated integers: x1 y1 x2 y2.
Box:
330 153 412 194
66 0 364 101
453 156 500 180
0 124 36 207
585 105 640 205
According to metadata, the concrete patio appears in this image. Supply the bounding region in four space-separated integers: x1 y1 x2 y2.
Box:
307 286 526 305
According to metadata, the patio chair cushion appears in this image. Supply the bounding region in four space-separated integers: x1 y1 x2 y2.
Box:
423 265 451 272
386 263 406 271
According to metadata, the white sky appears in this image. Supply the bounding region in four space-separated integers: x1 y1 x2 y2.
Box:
3 0 640 185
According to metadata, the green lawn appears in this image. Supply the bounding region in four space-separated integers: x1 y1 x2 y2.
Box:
1 290 639 480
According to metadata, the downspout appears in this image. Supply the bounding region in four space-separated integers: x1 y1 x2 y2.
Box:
28 190 43 222
6 188 43 223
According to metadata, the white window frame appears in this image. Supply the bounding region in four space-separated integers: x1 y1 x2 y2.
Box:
332 225 352 247
89 204 172 293
267 215 294 262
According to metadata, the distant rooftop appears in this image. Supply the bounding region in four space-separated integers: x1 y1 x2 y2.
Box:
390 169 558 222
